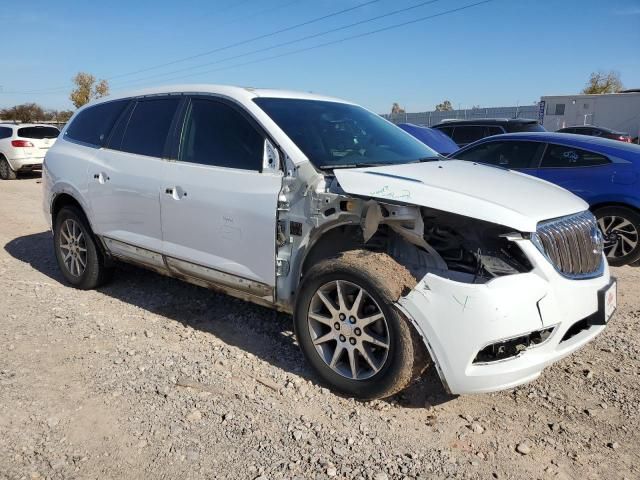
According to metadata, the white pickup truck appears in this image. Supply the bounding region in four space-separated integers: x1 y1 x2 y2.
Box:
42 85 616 399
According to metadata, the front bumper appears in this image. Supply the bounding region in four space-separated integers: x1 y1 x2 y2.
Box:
398 239 611 394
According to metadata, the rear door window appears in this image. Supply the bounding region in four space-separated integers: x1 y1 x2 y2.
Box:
485 126 504 136
65 100 130 147
541 144 610 168
451 126 486 145
179 98 263 170
455 141 543 169
116 98 181 158
17 126 59 139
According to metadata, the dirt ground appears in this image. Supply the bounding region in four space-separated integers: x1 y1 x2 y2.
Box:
1 176 639 480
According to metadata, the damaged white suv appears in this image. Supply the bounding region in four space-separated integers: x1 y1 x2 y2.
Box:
43 85 617 399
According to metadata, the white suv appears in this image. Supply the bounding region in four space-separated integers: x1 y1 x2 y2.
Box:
0 123 59 179
42 85 616 399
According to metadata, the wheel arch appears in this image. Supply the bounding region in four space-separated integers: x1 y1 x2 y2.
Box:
590 201 640 215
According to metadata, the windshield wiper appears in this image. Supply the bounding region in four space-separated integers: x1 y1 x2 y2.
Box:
319 162 392 170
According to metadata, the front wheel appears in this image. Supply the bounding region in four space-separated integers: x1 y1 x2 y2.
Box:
594 206 640 267
294 250 428 400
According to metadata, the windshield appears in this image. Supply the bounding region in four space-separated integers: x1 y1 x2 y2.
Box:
254 98 438 169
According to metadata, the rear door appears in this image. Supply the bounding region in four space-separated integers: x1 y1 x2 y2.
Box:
89 96 182 258
535 143 614 200
160 96 282 288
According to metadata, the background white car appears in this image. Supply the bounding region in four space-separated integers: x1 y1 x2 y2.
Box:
0 123 60 180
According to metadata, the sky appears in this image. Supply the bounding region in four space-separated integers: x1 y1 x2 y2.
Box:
1 0 639 114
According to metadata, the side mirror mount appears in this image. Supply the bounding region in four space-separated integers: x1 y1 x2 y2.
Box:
263 138 281 172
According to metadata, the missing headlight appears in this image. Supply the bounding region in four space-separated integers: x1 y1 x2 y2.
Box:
421 208 532 281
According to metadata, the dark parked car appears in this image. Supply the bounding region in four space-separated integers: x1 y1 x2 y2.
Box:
452 132 640 266
396 123 459 155
432 118 545 147
556 125 633 143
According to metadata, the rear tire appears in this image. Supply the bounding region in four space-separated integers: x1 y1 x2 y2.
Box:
0 156 17 180
594 206 640 267
294 250 429 400
53 206 112 289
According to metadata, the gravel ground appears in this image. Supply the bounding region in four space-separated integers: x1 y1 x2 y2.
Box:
1 176 639 480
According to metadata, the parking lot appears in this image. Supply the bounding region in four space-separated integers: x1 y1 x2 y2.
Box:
1 176 639 480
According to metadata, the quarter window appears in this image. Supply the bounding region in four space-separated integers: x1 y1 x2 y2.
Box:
0 127 12 139
541 144 610 168
179 98 263 170
65 100 129 147
455 141 543 169
117 98 181 158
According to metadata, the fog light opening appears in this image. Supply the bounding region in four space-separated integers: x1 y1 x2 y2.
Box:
473 326 555 364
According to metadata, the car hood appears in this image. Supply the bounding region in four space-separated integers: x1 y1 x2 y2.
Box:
333 160 588 232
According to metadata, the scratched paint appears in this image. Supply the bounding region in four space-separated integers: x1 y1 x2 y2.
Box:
369 185 411 200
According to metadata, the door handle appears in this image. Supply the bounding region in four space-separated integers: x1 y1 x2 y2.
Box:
165 186 187 200
93 173 109 184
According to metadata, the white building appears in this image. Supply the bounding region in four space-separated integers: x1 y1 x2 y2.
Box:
540 90 640 138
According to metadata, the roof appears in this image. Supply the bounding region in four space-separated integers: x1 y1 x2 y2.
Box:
558 125 627 134
433 118 538 127
465 132 640 162
0 122 59 129
88 84 353 107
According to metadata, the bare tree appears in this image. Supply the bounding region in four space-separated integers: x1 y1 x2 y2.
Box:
582 70 624 94
70 72 110 108
391 102 406 115
435 100 453 112
0 103 45 123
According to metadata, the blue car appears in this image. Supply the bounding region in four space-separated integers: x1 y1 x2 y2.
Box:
396 123 460 156
451 132 640 266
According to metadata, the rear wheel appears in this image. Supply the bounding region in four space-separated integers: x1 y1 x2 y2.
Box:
54 206 112 289
294 250 429 400
594 206 640 267
0 156 17 180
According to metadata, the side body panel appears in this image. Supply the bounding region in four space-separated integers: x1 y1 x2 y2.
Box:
160 156 282 287
88 148 165 253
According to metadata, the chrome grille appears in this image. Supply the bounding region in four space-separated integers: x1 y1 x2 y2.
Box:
533 211 604 278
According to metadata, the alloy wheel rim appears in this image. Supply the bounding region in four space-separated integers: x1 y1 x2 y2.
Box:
598 215 639 259
59 219 88 277
307 280 390 380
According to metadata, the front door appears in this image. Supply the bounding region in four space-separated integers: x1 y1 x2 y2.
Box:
160 96 282 288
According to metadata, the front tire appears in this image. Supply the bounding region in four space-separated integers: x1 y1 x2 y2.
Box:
594 206 640 267
294 250 428 400
53 206 112 289
0 156 17 180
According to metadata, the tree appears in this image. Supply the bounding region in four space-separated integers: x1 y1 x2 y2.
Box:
70 72 110 108
390 102 405 115
435 100 453 111
582 70 623 94
0 103 45 123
